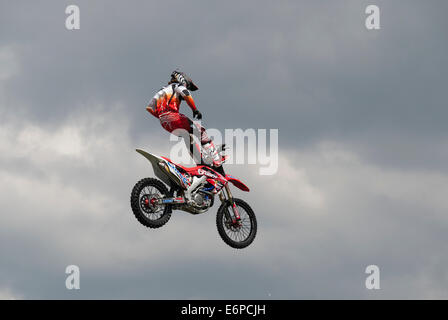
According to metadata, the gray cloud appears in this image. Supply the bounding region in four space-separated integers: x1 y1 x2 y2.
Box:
1 0 448 299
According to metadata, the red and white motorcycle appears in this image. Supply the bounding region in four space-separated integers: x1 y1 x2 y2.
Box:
130 148 257 249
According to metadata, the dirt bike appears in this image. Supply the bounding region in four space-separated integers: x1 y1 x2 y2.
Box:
130 147 257 249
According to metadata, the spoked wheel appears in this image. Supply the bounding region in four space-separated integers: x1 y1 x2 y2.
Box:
216 198 257 249
130 178 171 228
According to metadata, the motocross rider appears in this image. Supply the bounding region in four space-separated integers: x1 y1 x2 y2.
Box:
146 70 223 170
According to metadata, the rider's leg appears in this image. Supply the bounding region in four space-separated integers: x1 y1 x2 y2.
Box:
179 114 211 165
161 113 209 143
184 115 211 145
184 116 224 167
160 112 211 165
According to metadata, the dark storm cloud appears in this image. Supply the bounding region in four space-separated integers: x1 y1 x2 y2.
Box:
2 0 447 171
1 0 448 299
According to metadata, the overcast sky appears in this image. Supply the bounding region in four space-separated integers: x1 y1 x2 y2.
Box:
1 0 448 299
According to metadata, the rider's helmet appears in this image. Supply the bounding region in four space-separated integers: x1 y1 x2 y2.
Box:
170 70 199 91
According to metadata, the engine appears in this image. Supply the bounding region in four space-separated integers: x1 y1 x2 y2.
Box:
191 190 212 209
193 192 210 207
180 178 215 214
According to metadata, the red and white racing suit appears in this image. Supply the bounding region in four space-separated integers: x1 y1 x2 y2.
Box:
146 83 220 166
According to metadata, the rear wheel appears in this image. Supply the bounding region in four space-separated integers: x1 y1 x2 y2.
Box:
130 178 171 228
216 198 257 249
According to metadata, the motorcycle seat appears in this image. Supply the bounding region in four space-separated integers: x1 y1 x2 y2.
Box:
161 156 202 173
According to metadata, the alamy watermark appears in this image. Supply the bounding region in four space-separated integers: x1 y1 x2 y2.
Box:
365 5 380 30
168 121 278 176
65 265 80 290
365 265 380 290
65 5 80 30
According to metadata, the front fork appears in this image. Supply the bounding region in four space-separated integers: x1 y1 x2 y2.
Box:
219 184 241 223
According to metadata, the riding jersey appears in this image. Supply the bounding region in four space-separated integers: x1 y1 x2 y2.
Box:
147 83 197 118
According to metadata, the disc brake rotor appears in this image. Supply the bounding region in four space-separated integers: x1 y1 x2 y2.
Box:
224 217 242 231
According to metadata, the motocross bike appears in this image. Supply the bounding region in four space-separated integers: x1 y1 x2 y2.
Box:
130 147 257 249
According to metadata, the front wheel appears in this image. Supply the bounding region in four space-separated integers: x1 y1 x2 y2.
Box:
216 198 257 249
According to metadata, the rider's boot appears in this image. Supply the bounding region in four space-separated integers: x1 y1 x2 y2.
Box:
213 165 226 176
202 141 222 167
188 135 226 176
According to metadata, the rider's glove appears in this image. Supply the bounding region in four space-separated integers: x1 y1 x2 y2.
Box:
193 109 202 120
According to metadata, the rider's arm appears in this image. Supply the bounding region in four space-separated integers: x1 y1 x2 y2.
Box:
146 88 163 118
146 98 158 118
177 85 197 111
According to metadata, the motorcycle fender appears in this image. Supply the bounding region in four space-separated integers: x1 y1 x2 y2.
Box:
225 175 250 192
135 149 172 187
